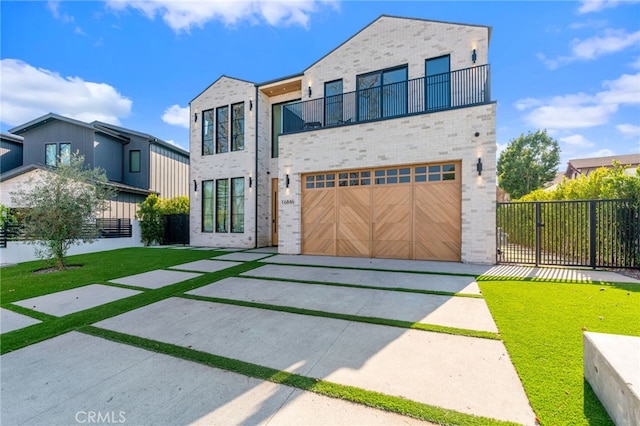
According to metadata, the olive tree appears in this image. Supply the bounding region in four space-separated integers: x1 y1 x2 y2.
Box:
11 153 116 270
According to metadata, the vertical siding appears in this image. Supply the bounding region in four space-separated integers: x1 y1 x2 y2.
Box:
21 121 95 167
0 140 23 173
100 191 146 219
122 135 149 189
149 144 189 198
94 133 124 182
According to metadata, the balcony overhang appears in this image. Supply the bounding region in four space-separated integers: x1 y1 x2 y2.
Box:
259 78 302 97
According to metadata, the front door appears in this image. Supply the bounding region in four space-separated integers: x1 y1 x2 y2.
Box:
271 178 279 246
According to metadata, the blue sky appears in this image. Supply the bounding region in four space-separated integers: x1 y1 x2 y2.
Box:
1 0 639 170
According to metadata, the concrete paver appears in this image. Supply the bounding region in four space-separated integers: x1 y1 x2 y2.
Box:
262 254 493 275
1 308 41 333
243 264 481 295
95 297 535 424
214 252 273 262
109 269 202 289
13 284 141 317
169 259 241 273
1 331 431 425
245 247 279 254
187 277 498 332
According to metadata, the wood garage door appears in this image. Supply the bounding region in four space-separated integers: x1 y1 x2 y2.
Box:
302 162 461 261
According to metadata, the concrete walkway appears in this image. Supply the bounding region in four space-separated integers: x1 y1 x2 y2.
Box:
13 253 614 425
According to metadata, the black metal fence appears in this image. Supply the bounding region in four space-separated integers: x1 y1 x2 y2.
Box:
282 64 490 134
163 214 189 245
0 218 132 246
497 199 640 268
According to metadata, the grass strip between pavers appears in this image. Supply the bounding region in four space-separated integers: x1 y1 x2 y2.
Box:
180 293 501 340
239 274 484 299
0 261 265 355
80 325 517 426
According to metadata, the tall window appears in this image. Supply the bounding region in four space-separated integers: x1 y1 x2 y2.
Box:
215 179 228 232
357 66 407 121
272 99 300 158
324 79 343 126
231 102 244 151
231 177 244 233
129 150 141 173
202 180 214 232
45 144 57 166
216 106 229 154
425 55 450 110
45 143 71 166
59 143 71 166
202 109 214 155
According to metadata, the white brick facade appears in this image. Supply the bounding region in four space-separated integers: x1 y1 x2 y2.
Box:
189 15 496 264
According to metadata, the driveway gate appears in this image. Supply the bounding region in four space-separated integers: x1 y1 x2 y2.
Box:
496 199 639 268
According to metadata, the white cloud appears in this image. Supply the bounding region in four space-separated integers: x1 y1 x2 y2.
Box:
578 0 640 14
588 148 616 157
106 0 339 33
616 123 640 137
516 72 640 130
162 104 189 128
569 19 608 30
47 1 74 23
631 56 640 69
560 134 595 147
0 59 132 127
539 29 640 69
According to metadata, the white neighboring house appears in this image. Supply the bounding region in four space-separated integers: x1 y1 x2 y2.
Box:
190 15 496 264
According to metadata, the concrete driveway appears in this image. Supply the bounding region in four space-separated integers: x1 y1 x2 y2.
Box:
0 250 567 425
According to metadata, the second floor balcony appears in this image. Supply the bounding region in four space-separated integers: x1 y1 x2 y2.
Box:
282 64 491 135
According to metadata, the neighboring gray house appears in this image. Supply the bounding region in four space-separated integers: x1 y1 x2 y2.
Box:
190 15 496 264
1 113 189 219
1 132 24 174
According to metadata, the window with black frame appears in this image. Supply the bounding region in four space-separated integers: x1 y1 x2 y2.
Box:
357 66 407 121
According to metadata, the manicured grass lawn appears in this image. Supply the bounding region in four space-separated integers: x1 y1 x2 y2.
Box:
478 278 640 426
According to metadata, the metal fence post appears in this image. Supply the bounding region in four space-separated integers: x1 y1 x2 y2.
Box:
589 200 597 269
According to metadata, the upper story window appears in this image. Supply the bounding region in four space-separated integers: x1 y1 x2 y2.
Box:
216 106 229 154
45 142 71 166
272 99 300 158
231 102 244 152
357 66 407 121
129 150 141 173
202 109 214 155
425 55 450 110
324 80 343 126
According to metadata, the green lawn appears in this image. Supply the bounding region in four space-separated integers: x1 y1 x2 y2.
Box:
478 278 640 426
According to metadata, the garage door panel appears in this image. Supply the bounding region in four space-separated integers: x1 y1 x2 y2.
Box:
337 239 371 257
303 162 461 261
374 240 412 259
374 222 411 241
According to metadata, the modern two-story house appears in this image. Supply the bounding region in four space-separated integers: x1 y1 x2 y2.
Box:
190 15 496 264
1 113 189 219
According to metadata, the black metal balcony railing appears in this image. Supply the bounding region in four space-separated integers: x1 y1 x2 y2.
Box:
282 64 491 134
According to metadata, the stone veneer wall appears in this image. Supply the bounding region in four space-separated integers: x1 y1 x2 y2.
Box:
189 77 257 248
278 103 497 264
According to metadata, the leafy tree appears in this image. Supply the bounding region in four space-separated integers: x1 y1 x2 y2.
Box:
136 194 164 246
136 195 190 245
161 196 189 215
10 153 116 270
519 161 640 202
498 130 560 199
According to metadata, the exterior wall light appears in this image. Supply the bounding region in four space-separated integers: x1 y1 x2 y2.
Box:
472 49 477 64
194 112 198 122
249 176 252 188
476 158 483 176
286 174 290 188
249 100 253 111
193 179 198 192
308 86 312 98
